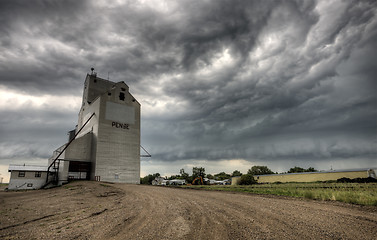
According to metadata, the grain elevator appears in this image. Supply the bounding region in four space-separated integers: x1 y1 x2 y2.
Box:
46 70 141 186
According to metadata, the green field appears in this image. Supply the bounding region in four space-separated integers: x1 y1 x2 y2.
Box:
180 183 377 206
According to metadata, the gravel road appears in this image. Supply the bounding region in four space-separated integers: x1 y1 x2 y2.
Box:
0 181 376 239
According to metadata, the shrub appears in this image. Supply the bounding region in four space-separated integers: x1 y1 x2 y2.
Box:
337 177 352 183
304 191 314 199
337 177 377 183
239 174 257 185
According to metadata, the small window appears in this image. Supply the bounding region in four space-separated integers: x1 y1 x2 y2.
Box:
27 183 33 187
121 87 126 91
119 92 125 101
94 79 97 83
108 93 111 96
115 174 119 180
18 171 25 177
35 172 42 178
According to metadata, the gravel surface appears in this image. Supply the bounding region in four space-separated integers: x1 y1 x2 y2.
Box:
0 181 376 239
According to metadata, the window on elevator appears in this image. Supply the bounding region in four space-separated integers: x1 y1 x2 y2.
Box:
119 92 125 101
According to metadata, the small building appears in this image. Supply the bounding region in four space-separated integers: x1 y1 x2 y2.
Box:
254 168 376 183
8 165 48 190
231 176 241 185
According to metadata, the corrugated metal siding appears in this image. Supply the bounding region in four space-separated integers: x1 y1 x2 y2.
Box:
254 171 368 183
231 176 241 185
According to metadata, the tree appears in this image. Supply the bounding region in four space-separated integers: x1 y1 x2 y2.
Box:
239 174 257 185
192 167 205 178
288 166 318 173
206 174 214 179
214 172 231 180
168 175 179 180
306 167 318 172
179 168 190 181
288 166 305 173
247 166 274 175
140 173 160 185
232 170 242 177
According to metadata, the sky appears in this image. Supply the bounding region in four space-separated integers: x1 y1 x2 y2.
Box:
0 0 376 182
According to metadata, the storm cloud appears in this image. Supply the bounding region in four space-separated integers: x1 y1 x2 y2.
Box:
0 0 376 179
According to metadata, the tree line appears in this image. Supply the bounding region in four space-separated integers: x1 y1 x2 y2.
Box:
140 166 318 185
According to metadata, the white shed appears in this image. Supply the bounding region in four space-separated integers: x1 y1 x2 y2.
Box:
8 165 48 190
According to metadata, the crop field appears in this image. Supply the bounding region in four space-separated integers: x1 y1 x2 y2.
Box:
181 182 377 206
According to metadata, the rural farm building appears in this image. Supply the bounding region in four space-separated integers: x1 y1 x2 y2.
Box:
8 165 48 190
8 70 143 190
231 168 376 185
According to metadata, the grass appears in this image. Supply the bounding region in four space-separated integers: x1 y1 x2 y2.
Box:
180 182 377 206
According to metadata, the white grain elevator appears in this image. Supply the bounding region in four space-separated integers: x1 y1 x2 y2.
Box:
47 70 141 185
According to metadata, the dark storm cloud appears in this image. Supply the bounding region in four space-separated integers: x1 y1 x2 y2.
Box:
0 0 376 172
0 0 92 95
137 0 377 164
0 106 77 160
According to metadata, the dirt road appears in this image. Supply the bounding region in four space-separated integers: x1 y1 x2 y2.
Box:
1 181 376 239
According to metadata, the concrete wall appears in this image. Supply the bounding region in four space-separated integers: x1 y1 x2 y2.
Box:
65 133 92 161
58 160 69 185
82 74 118 105
77 96 100 180
48 144 69 185
8 171 47 190
48 144 66 166
255 171 368 183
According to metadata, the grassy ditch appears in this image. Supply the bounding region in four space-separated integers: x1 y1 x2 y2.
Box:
180 182 377 206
